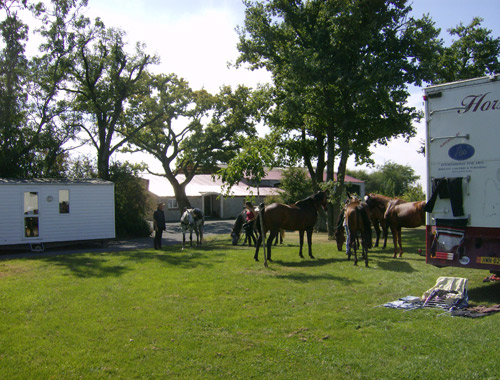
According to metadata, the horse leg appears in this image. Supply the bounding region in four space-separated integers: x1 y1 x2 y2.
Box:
266 231 277 262
397 227 403 257
251 230 257 247
298 230 305 258
306 228 314 259
364 244 369 267
189 229 193 247
182 232 186 249
267 230 278 261
374 221 380 247
362 234 369 267
390 225 398 258
247 230 253 247
381 220 388 249
352 237 358 266
254 233 262 261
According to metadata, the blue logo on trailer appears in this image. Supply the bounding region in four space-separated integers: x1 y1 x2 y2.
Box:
448 144 475 161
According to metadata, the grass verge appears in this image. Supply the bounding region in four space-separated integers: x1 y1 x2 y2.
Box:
0 228 499 379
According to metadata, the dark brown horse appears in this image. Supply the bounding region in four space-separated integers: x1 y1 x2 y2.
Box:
254 191 328 262
384 200 426 258
364 193 404 249
335 199 372 266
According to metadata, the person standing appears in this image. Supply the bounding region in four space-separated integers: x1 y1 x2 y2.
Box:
244 201 257 246
153 202 166 250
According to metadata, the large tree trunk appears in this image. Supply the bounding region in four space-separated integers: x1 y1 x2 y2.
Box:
326 126 335 238
97 147 111 180
332 136 350 231
163 165 192 215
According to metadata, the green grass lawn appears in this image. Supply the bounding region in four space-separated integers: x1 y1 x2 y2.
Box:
1 228 499 380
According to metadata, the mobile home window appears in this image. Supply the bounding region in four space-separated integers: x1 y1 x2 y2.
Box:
59 190 69 214
24 192 39 237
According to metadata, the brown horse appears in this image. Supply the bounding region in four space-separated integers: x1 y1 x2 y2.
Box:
254 191 328 262
336 199 372 266
364 193 404 248
384 200 426 258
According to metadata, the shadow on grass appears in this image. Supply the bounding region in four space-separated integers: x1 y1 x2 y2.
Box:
468 282 500 304
41 254 129 278
273 257 345 268
41 241 228 278
274 272 360 284
376 259 417 273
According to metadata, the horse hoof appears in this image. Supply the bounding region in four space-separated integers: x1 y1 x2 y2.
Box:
310 255 315 259
392 254 397 258
399 254 403 258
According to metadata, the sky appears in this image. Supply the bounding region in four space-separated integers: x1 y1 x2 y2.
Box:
56 1 500 186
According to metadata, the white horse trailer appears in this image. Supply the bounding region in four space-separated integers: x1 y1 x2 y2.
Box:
0 179 115 251
424 75 500 274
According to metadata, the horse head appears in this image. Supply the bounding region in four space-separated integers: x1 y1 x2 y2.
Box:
230 228 240 245
181 208 195 226
314 190 328 211
335 227 345 251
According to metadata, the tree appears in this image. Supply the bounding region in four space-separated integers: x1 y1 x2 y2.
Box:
126 75 261 213
61 19 160 180
0 2 30 177
0 0 84 178
435 17 500 84
110 161 151 238
347 161 421 198
218 135 277 199
236 0 441 236
278 167 313 204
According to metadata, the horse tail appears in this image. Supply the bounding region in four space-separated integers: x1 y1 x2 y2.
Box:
358 205 372 249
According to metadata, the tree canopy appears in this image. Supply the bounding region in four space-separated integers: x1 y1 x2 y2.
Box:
236 0 441 234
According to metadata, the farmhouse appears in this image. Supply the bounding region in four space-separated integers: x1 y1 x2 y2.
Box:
0 179 115 250
141 169 364 222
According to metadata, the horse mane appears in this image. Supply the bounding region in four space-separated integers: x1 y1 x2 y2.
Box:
294 191 325 208
366 193 395 204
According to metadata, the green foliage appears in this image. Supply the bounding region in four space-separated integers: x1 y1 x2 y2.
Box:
218 136 277 196
236 0 442 234
401 184 426 202
0 1 80 178
347 161 421 198
279 167 313 204
435 17 500 83
263 193 284 204
1 230 499 379
109 161 151 238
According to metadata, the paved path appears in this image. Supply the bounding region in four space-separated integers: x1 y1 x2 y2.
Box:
0 220 235 259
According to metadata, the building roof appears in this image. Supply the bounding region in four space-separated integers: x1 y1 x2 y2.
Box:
0 178 113 185
258 168 364 184
142 173 281 198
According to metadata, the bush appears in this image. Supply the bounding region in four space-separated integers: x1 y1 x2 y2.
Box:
110 162 151 238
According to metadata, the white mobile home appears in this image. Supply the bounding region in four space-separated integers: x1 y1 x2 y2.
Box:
0 179 115 250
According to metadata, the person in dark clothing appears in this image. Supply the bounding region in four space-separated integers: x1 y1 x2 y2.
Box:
153 202 166 249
